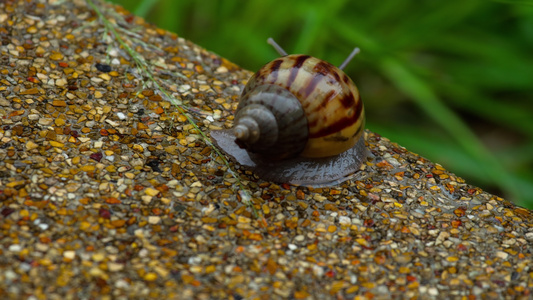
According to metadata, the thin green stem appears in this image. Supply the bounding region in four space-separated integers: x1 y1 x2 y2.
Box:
86 0 260 217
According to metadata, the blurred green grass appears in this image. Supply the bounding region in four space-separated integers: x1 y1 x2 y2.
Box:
107 0 533 208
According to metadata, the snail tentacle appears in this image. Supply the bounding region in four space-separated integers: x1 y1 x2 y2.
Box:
267 37 288 56
338 47 360 70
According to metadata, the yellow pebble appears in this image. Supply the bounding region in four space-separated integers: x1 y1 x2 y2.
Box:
145 188 160 196
132 144 144 152
99 73 111 81
262 204 270 215
81 165 95 172
49 141 64 148
447 256 459 262
144 272 157 282
79 221 91 230
205 265 216 274
26 141 39 150
54 118 66 126
105 165 116 173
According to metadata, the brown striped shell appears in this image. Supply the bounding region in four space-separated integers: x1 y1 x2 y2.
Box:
239 55 365 158
211 41 367 186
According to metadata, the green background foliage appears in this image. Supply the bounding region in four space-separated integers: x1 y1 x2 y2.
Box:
107 0 533 208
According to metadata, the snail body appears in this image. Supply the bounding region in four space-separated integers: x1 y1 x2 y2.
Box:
211 38 367 186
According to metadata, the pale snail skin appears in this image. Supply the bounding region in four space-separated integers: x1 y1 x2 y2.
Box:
211 38 367 186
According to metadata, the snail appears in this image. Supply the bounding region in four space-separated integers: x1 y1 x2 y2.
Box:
211 38 367 186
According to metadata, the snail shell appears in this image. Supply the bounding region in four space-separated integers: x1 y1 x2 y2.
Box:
211 40 367 186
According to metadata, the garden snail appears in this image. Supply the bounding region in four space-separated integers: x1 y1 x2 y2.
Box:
211 38 367 186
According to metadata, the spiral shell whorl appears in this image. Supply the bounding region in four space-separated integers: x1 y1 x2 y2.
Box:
234 104 278 150
235 84 308 159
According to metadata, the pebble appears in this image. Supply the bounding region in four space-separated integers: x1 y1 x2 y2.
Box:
148 216 161 224
108 262 124 272
8 244 21 253
26 141 39 150
38 118 53 126
63 251 76 259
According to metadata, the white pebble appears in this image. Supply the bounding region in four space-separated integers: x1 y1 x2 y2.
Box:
5 270 17 281
148 216 161 224
106 119 119 127
312 265 324 277
63 250 76 259
339 216 351 225
496 251 508 259
428 287 439 296
8 244 22 252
